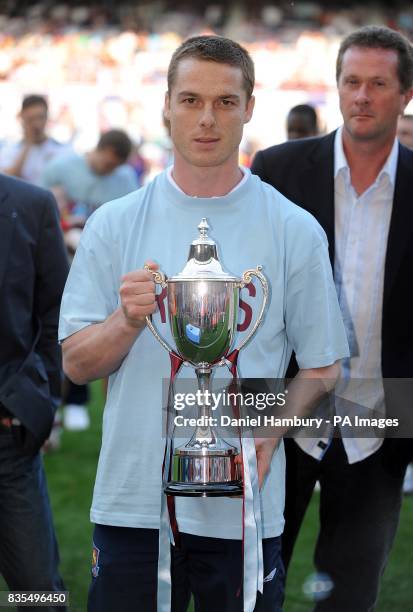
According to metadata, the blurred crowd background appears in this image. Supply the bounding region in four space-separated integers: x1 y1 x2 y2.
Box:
1 0 413 183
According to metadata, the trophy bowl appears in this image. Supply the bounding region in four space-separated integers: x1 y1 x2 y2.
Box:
168 279 238 366
146 219 268 497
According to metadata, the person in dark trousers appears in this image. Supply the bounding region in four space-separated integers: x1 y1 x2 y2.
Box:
59 35 348 612
252 25 413 612
0 173 69 608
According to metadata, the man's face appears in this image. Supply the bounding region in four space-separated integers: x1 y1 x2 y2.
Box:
338 46 413 143
91 147 123 175
397 116 413 149
21 104 48 144
164 58 254 170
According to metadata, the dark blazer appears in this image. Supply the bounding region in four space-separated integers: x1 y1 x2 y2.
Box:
251 131 413 378
252 132 413 451
0 174 68 450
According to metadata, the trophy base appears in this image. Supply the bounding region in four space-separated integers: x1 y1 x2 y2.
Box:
164 480 243 497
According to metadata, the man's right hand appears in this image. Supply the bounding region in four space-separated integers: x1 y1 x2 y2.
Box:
120 260 159 329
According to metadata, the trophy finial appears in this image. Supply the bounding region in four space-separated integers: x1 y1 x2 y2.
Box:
177 217 236 274
198 218 209 239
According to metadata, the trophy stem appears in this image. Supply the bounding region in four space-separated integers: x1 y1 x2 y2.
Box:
164 365 243 497
191 367 215 445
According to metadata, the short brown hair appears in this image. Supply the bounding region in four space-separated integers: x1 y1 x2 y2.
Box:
336 26 413 92
167 35 255 100
97 129 132 163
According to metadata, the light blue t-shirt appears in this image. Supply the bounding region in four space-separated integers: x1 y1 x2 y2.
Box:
42 152 138 215
59 169 349 539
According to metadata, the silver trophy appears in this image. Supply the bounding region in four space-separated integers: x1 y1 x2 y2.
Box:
145 219 268 497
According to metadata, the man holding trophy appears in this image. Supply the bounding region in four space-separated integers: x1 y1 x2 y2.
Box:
59 36 348 612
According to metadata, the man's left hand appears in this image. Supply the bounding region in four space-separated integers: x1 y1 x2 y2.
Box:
254 437 279 489
235 437 280 490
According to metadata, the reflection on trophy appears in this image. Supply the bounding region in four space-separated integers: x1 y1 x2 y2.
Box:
145 219 268 497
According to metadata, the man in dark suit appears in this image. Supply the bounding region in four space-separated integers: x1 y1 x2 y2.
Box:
0 173 68 603
252 25 413 612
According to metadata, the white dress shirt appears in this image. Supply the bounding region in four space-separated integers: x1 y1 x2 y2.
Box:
296 126 398 463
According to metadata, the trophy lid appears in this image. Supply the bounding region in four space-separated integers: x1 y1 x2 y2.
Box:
170 218 239 281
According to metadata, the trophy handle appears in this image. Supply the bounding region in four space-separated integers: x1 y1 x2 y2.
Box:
234 266 269 353
144 265 175 355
